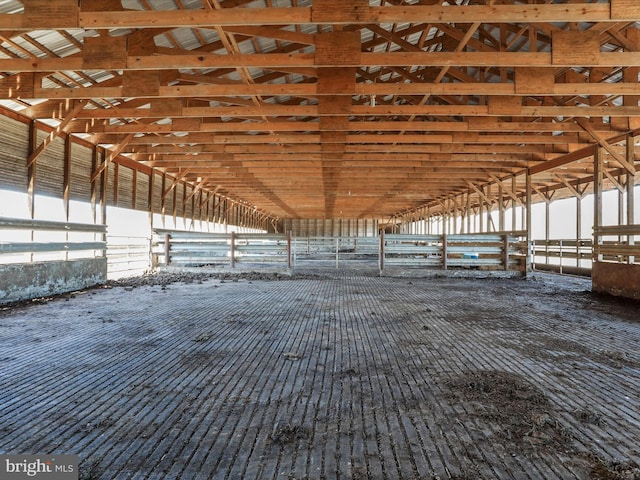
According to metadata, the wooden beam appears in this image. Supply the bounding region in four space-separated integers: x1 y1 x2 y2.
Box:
576 118 636 174
602 168 626 193
90 145 98 224
185 178 208 203
22 72 637 99
466 181 492 206
554 174 585 199
162 170 191 199
48 4 618 31
628 136 636 263
486 172 524 207
526 169 532 273
5 51 640 75
91 133 134 182
27 100 87 168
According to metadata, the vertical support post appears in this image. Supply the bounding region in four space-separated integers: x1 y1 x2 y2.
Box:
512 175 517 230
450 198 455 234
27 120 37 220
526 169 532 274
627 136 636 264
164 234 170 266
160 173 166 228
99 149 108 257
172 185 178 228
191 190 196 231
113 161 119 206
594 148 604 263
499 184 505 232
63 135 71 222
148 169 155 230
27 121 37 262
486 183 492 232
287 230 292 270
576 192 582 268
148 170 155 268
182 182 187 230
545 198 550 266
63 135 72 260
479 187 485 233
442 233 448 270
223 199 228 233
618 172 625 235
230 231 236 268
335 236 339 269
455 199 460 234
90 145 98 225
466 192 471 234
559 239 564 275
379 229 385 272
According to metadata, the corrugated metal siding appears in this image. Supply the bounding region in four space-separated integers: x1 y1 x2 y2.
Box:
184 184 193 219
175 183 184 218
34 133 65 198
166 184 176 218
106 162 115 206
136 171 150 211
118 166 134 208
153 173 163 214
0 116 205 223
0 116 29 192
69 143 93 202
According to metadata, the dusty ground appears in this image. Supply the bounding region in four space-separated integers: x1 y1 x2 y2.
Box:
0 269 639 479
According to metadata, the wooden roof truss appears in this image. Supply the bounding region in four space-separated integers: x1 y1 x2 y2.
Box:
0 0 639 222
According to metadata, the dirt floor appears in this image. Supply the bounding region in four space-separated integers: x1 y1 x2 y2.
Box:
0 268 639 479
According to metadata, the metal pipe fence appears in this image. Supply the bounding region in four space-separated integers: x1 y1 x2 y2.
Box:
154 230 528 272
0 216 106 263
381 231 528 272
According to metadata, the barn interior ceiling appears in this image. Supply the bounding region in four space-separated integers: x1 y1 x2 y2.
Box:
0 0 639 223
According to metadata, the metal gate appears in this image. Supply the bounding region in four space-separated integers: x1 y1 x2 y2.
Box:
291 236 379 269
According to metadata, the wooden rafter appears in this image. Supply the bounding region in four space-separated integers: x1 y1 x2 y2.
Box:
0 0 637 221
